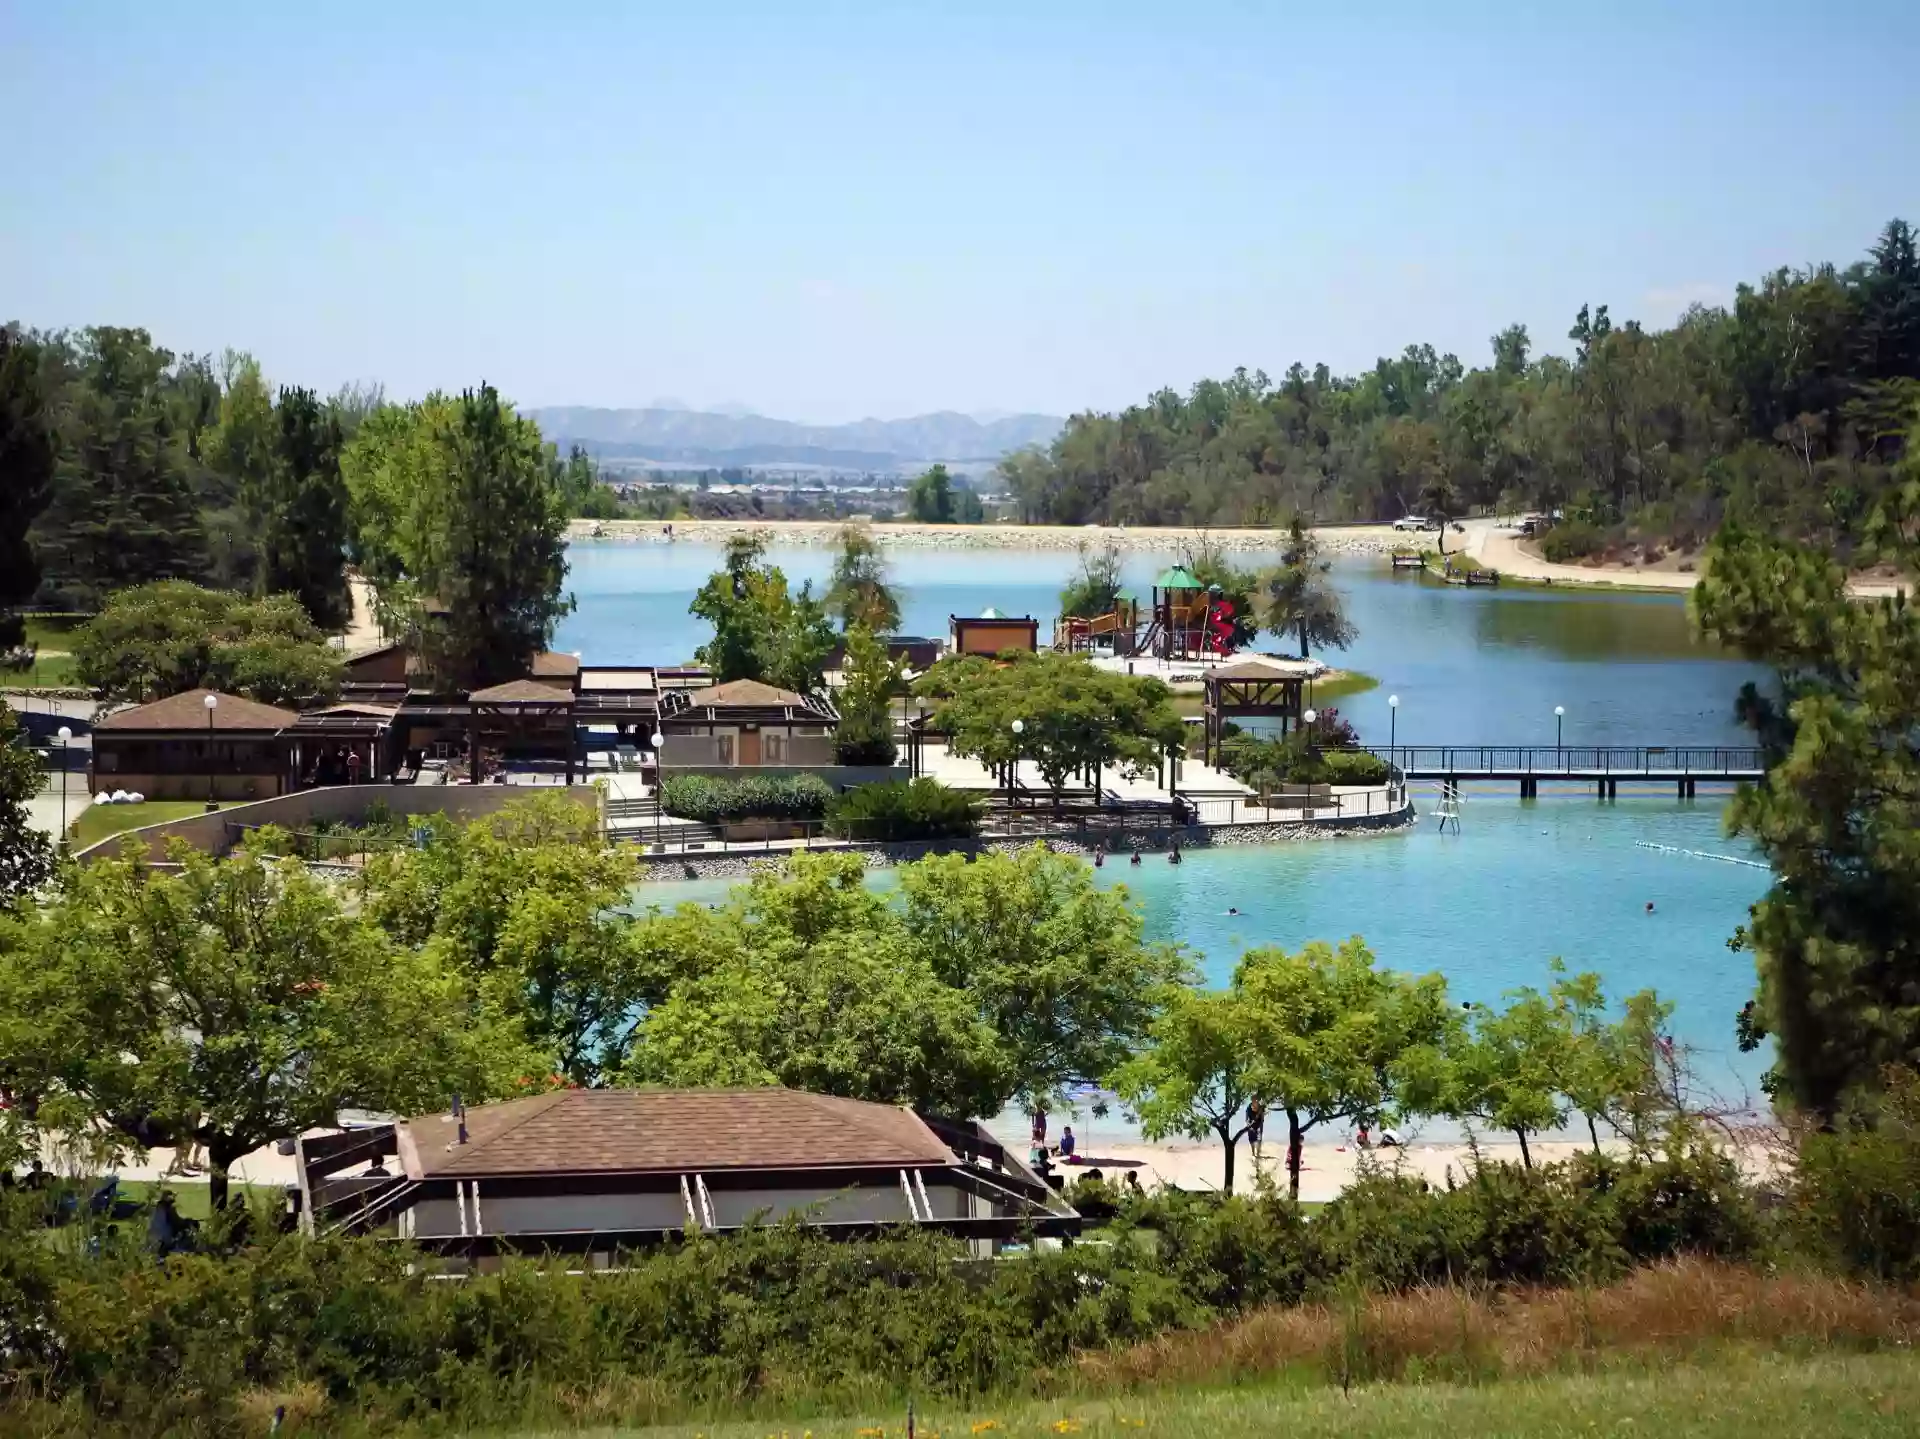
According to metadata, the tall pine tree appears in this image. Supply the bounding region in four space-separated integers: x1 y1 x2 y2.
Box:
32 327 205 607
0 326 56 662
264 386 351 629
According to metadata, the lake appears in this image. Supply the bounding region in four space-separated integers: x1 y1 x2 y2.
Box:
558 537 1773 1106
555 538 1759 748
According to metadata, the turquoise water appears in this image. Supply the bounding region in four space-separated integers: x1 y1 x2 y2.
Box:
636 793 1770 1110
567 536 1775 1115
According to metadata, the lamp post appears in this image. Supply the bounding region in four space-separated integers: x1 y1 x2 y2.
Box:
56 726 71 835
1009 719 1024 834
1387 694 1399 753
203 693 219 812
1554 704 1565 752
649 729 664 848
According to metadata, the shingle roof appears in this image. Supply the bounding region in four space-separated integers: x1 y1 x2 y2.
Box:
468 678 574 704
694 678 807 709
400 1088 956 1179
94 689 299 732
530 651 581 678
1206 657 1322 682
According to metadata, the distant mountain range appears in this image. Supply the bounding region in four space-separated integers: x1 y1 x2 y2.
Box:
531 406 1064 471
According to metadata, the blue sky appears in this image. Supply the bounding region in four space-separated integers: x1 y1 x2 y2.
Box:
5 1 1918 423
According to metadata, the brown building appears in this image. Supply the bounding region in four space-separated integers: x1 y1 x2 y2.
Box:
296 1088 1075 1259
658 679 840 767
91 689 299 801
950 610 1039 657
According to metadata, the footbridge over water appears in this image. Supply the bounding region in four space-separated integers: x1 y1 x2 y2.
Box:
1371 746 1765 798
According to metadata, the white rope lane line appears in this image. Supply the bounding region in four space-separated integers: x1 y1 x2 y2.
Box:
1635 841 1769 870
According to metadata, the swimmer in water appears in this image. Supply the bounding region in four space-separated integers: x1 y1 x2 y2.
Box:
1227 906 1240 916
1645 901 1655 914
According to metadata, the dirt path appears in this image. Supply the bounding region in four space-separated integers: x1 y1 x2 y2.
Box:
1464 519 1912 599
338 573 385 654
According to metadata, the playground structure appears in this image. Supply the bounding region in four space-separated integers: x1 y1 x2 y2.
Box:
1055 567 1240 662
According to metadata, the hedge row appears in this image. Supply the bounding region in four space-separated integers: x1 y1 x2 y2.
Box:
825 778 982 840
0 1149 1791 1435
658 772 835 824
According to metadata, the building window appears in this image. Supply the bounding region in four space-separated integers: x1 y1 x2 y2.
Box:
765 731 786 764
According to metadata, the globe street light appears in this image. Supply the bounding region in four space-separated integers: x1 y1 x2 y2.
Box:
1008 719 1024 830
1387 694 1400 752
649 729 665 847
56 726 71 836
203 693 219 812
1554 704 1565 751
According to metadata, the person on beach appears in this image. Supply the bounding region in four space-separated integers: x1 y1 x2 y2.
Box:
1246 1097 1265 1154
1059 1126 1077 1164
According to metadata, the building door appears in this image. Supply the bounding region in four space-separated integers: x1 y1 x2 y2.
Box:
739 729 762 766
716 733 735 766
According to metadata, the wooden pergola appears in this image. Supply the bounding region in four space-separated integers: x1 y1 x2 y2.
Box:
466 679 578 782
1200 657 1319 764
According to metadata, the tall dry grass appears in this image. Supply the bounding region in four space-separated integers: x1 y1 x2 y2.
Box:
1076 1259 1920 1390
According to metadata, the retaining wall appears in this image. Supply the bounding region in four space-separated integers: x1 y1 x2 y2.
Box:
629 800 1417 884
75 784 604 865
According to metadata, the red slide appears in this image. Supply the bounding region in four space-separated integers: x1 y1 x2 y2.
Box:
1205 597 1236 654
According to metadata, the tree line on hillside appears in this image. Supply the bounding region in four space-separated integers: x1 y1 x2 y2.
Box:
0 324 573 690
998 220 1920 557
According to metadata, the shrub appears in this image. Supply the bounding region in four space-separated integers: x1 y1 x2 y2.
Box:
1320 749 1390 785
659 772 835 824
1541 519 1605 563
1791 1067 1920 1282
825 778 981 840
832 719 898 766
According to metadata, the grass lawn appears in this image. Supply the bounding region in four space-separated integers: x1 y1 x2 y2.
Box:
68 799 232 849
536 1351 1920 1438
1309 668 1379 706
18 614 86 686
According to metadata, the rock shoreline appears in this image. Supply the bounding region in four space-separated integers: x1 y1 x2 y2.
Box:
571 518 1430 558
630 804 1417 886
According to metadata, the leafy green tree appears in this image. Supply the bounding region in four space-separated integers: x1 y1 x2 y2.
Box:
1059 539 1124 619
361 794 647 1086
825 522 900 631
897 845 1191 1109
690 530 835 692
0 705 54 898
1257 518 1358 659
834 624 902 764
0 326 56 666
916 651 1185 810
1444 983 1575 1167
72 580 342 704
339 386 571 688
1693 509 1920 1121
31 327 206 606
0 842 520 1208
1235 938 1455 1199
628 929 1008 1116
907 463 956 522
1112 985 1262 1192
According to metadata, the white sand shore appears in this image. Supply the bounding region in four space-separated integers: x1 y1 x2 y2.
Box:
570 518 1427 557
36 1123 1782 1207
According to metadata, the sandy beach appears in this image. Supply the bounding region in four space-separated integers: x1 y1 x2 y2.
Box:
570 518 1427 556
37 1122 1782 1208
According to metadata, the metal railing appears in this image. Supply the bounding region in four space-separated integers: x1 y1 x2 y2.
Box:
1371 745 1764 777
613 784 1412 856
